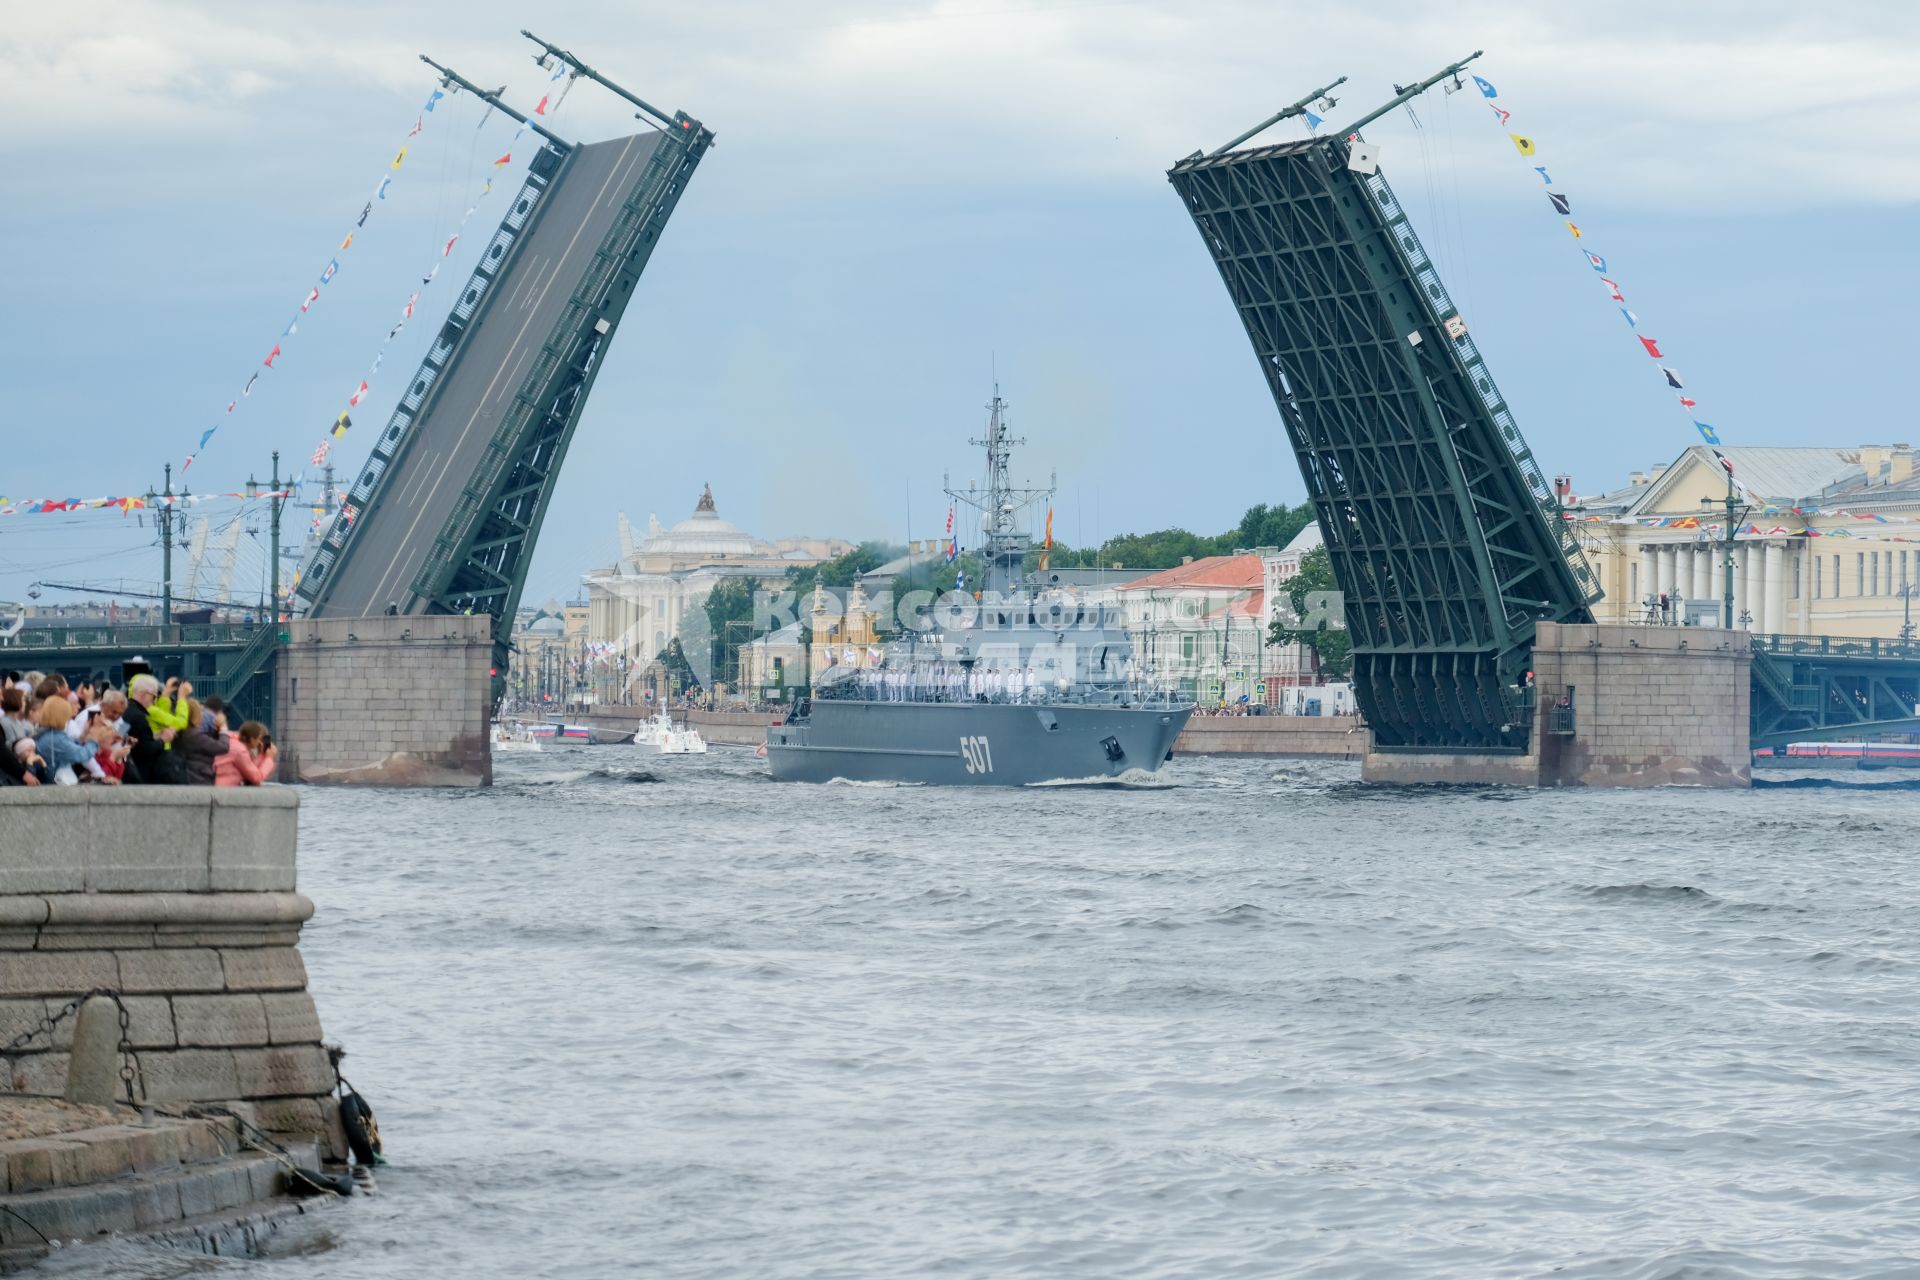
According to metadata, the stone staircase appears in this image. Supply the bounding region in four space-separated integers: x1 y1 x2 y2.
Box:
0 1109 318 1269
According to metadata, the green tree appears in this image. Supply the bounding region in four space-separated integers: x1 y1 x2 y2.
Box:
1232 501 1316 553
1267 544 1351 680
701 577 760 687
654 636 697 692
786 542 902 600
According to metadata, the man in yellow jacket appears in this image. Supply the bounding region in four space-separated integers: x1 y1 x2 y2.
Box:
145 676 194 745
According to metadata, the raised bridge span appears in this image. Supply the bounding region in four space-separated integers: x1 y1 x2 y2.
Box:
296 43 711 699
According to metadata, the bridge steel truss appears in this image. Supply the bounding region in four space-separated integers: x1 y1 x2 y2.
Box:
410 120 711 625
1749 633 1920 747
1169 137 1599 752
298 109 713 692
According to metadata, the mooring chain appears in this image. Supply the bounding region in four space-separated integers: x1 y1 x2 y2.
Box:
2 988 147 1105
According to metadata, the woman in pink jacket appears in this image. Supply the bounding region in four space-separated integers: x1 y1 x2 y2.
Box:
215 721 278 786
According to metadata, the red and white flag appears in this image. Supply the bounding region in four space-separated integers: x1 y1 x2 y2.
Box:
348 381 369 407
443 234 459 257
301 287 320 312
1600 277 1624 302
264 344 282 368
403 292 418 319
1639 336 1664 359
310 442 331 466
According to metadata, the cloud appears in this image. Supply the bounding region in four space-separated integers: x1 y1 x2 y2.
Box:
5 0 1916 208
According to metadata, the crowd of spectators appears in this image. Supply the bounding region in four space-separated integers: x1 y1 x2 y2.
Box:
0 670 277 789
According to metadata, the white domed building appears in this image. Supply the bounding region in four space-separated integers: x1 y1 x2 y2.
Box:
583 485 853 669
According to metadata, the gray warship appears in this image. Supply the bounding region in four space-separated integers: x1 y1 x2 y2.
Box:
767 391 1195 786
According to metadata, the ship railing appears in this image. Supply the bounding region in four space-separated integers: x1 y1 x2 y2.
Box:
813 681 1193 710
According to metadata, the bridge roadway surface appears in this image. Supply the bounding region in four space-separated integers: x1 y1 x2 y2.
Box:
318 132 667 618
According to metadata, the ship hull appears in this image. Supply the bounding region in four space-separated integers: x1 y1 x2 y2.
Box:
767 699 1193 786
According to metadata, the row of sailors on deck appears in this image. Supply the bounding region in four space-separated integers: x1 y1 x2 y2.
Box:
848 665 1061 703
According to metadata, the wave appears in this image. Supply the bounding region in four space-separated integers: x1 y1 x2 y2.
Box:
1755 775 1920 791
1024 768 1176 789
1575 883 1721 906
500 767 660 786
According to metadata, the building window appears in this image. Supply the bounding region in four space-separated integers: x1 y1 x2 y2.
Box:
1834 555 1841 599
1629 562 1639 605
1814 555 1823 600
1872 553 1880 598
1857 553 1865 597
1792 551 1801 600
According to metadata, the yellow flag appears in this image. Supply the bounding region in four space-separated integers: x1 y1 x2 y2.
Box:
392 146 408 170
1565 221 1582 239
340 231 354 251
1509 133 1535 157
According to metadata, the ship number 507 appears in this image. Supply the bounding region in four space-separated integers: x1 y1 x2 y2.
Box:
960 736 994 774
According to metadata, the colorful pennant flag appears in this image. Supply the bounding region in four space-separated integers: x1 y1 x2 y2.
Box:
264 344 282 368
320 258 340 284
534 95 549 116
391 146 408 170
1478 64 1733 463
348 381 368 407
301 287 319 313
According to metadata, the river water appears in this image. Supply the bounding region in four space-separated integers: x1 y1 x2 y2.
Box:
46 748 1920 1278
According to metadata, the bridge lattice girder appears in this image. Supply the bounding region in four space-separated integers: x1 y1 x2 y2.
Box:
1168 137 1598 751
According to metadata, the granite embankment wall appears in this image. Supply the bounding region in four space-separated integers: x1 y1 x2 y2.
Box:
276 614 493 786
1361 622 1753 788
569 707 1368 756
0 788 343 1153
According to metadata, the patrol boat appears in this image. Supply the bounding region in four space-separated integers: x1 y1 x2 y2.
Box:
767 390 1194 786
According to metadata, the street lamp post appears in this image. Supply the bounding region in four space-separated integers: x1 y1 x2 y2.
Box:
1702 466 1751 630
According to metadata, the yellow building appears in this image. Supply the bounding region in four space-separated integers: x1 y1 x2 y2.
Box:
809 582 882 680
1574 444 1920 639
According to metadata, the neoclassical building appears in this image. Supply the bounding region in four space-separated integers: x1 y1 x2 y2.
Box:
583 485 852 664
1573 444 1920 638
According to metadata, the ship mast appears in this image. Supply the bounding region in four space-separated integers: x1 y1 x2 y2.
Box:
944 384 1055 599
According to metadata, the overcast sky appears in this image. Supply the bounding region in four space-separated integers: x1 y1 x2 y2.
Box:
3 0 1916 608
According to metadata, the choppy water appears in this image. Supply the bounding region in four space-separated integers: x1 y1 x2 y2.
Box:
43 749 1920 1278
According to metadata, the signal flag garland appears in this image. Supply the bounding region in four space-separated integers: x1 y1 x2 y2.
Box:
179 81 460 475
290 61 582 493
1471 72 1737 476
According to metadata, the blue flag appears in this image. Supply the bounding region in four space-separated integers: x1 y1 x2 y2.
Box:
1533 165 1553 185
1472 75 1497 99
198 427 217 449
320 258 339 284
376 176 391 200
1696 422 1720 445
1304 109 1323 130
425 88 445 112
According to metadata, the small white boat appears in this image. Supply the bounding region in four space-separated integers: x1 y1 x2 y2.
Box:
493 722 543 753
632 709 707 755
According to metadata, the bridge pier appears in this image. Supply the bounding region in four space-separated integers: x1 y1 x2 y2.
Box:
273 615 494 786
1362 623 1752 788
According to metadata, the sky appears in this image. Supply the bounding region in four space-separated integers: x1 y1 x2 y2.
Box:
2 0 1916 609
